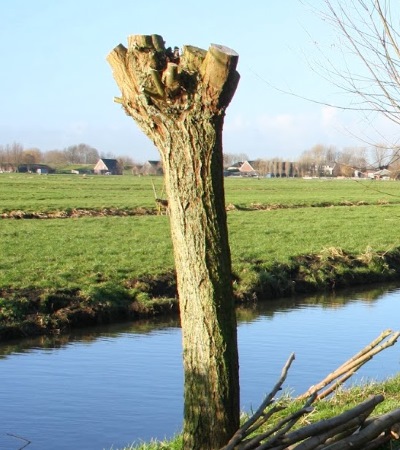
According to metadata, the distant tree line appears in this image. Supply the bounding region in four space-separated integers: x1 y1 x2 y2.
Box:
224 143 400 179
294 144 400 178
0 142 137 172
2 141 400 178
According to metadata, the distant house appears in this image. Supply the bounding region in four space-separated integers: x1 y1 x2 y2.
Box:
17 163 54 174
94 158 122 175
0 162 16 173
141 160 163 175
322 163 336 176
225 161 258 177
374 168 391 179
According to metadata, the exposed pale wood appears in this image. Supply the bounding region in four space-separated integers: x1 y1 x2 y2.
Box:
200 44 240 108
108 32 400 450
162 62 180 94
391 422 400 439
127 34 154 49
181 45 207 72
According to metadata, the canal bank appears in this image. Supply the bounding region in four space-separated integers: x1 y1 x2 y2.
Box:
1 246 400 341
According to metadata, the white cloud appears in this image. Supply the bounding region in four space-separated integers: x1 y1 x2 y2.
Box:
223 107 373 159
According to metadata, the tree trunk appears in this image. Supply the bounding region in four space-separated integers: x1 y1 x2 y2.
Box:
107 35 240 449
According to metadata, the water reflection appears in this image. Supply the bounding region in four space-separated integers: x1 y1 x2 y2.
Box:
2 282 393 359
237 282 399 324
0 315 181 360
0 283 399 450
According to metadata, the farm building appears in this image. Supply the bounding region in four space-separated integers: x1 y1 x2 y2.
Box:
17 164 54 174
374 168 391 179
0 163 16 173
93 158 122 175
225 161 258 177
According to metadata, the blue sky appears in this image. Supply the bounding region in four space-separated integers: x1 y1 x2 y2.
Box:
0 1 396 162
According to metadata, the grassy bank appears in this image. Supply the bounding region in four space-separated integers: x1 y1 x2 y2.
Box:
1 174 400 339
118 373 400 450
3 204 400 289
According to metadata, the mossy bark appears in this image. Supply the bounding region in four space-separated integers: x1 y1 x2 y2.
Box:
107 35 240 449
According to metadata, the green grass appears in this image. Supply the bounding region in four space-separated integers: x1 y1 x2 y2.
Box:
0 173 161 212
2 204 400 291
0 215 173 289
2 173 400 213
117 435 183 450
2 175 400 297
224 177 400 207
229 204 400 262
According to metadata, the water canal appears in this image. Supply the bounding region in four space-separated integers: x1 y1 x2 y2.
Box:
0 283 399 450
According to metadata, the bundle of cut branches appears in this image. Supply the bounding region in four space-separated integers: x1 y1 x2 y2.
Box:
222 329 400 450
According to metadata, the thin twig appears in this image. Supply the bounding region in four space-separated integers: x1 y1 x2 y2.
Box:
6 433 31 449
222 353 296 450
242 398 316 450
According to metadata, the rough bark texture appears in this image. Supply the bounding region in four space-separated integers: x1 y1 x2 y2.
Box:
107 35 240 449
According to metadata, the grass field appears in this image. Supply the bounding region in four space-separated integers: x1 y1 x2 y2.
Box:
2 173 400 285
0 173 159 212
1 173 400 337
2 203 400 289
2 173 400 212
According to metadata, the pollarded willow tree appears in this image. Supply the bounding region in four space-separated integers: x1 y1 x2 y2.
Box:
107 35 240 450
